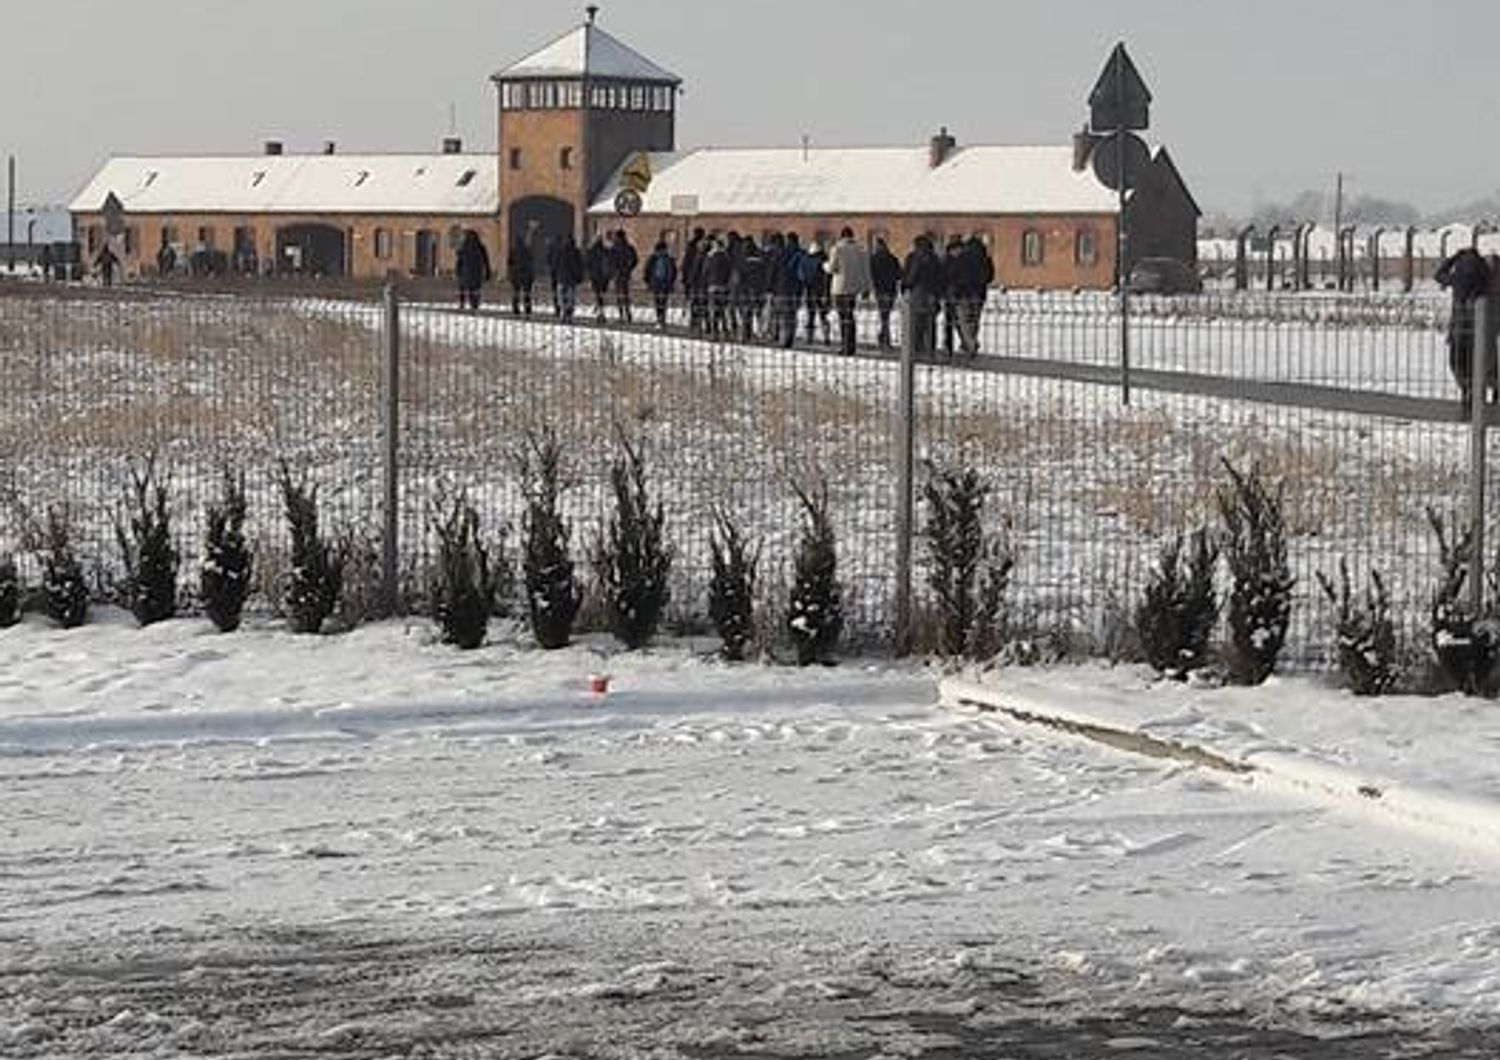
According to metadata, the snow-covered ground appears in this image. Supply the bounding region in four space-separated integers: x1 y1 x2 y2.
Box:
3 614 1499 1056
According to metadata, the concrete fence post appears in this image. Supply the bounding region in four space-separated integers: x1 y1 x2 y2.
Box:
893 294 917 656
381 282 401 617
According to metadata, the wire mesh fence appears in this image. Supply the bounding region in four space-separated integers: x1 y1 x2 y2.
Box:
0 282 1480 665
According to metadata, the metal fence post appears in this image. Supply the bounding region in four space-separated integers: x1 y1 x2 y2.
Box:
1472 288 1500 617
381 282 401 617
893 294 917 655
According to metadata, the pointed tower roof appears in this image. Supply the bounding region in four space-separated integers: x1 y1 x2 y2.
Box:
493 12 680 84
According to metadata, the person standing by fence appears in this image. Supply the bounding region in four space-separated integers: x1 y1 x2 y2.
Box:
610 230 638 323
586 235 612 321
455 230 492 313
961 235 995 356
1436 247 1494 405
774 233 806 348
801 240 832 344
902 234 943 354
554 234 585 323
870 237 901 349
507 237 535 316
826 227 872 356
645 239 677 329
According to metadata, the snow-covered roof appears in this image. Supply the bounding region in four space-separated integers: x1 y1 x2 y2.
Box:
69 154 499 216
588 146 1120 217
494 21 679 83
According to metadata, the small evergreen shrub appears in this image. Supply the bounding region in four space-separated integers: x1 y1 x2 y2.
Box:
41 507 89 629
0 554 19 628
277 462 344 635
115 458 179 627
202 467 253 633
333 529 381 631
786 481 843 667
708 506 759 661
431 490 496 650
1317 558 1397 696
519 429 580 650
593 433 673 649
922 465 1016 659
1217 461 1294 685
1426 508 1498 695
1136 526 1220 680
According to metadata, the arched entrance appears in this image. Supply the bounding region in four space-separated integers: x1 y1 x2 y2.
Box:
275 223 347 277
508 196 576 271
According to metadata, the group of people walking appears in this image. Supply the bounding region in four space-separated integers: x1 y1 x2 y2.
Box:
459 226 998 358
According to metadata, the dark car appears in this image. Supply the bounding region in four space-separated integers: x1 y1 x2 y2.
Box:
1128 257 1203 295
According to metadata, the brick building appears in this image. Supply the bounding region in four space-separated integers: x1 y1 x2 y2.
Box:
69 8 1198 288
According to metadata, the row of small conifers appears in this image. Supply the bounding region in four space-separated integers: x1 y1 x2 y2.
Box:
0 440 1492 695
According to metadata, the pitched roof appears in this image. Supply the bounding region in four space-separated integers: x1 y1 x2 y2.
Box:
69 154 499 216
588 146 1120 217
493 20 680 83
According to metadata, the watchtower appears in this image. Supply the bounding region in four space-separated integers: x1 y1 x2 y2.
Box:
492 6 680 256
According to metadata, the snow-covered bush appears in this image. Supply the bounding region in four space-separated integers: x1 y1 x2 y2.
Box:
431 489 496 651
709 506 759 661
0 554 19 627
593 433 672 650
202 468 253 633
923 465 1015 659
41 507 89 629
1426 508 1498 695
277 462 344 635
115 458 179 627
1136 527 1219 680
1317 558 1397 696
1217 461 1294 685
519 429 580 650
786 481 843 667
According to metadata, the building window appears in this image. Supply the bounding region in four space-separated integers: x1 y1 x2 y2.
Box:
161 225 179 247
1075 228 1098 267
374 228 393 260
197 226 216 250
509 147 522 170
124 226 139 256
630 85 646 110
559 147 573 170
1022 229 1045 267
562 82 583 107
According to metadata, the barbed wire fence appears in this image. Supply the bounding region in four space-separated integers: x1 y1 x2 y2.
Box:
0 282 1488 666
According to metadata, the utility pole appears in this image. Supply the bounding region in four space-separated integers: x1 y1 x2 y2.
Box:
1333 172 1344 291
6 156 14 273
1116 50 1131 406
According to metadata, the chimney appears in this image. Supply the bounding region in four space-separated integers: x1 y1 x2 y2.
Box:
442 137 463 155
929 126 957 169
264 140 283 156
323 141 337 156
1072 127 1096 173
586 5 599 24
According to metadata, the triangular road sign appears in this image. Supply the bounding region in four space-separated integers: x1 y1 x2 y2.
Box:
1089 43 1151 133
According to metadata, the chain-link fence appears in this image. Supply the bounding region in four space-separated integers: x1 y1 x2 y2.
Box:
0 282 1482 664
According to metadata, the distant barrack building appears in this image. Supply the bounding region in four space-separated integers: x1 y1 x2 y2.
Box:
68 8 1198 288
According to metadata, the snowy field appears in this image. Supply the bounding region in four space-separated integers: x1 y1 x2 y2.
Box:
3 616 1500 1056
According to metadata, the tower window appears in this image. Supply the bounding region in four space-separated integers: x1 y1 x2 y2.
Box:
509 147 522 170
560 147 573 170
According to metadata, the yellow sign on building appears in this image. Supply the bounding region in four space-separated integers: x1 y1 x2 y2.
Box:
621 152 653 194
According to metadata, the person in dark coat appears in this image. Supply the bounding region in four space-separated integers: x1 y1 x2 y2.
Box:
609 229 638 323
155 242 176 279
940 237 967 357
586 235 612 320
775 233 806 348
737 238 768 342
554 234 585 323
1436 247 1495 404
682 227 708 333
39 243 54 283
455 230 492 312
869 237 902 349
961 235 995 355
703 236 732 337
544 237 561 316
801 240 832 344
901 235 944 355
95 245 119 288
645 239 678 328
507 237 536 315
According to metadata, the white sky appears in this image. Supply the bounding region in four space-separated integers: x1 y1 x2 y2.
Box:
4 0 1499 217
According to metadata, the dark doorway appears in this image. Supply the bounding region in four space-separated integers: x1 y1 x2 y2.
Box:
414 230 440 277
276 224 347 277
508 196 575 273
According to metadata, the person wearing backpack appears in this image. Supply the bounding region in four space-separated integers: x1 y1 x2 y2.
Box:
645 239 678 328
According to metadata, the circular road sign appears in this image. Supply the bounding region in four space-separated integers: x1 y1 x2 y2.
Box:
615 189 643 217
1091 132 1151 193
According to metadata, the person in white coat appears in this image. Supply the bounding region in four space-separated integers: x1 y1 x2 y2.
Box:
825 227 872 355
